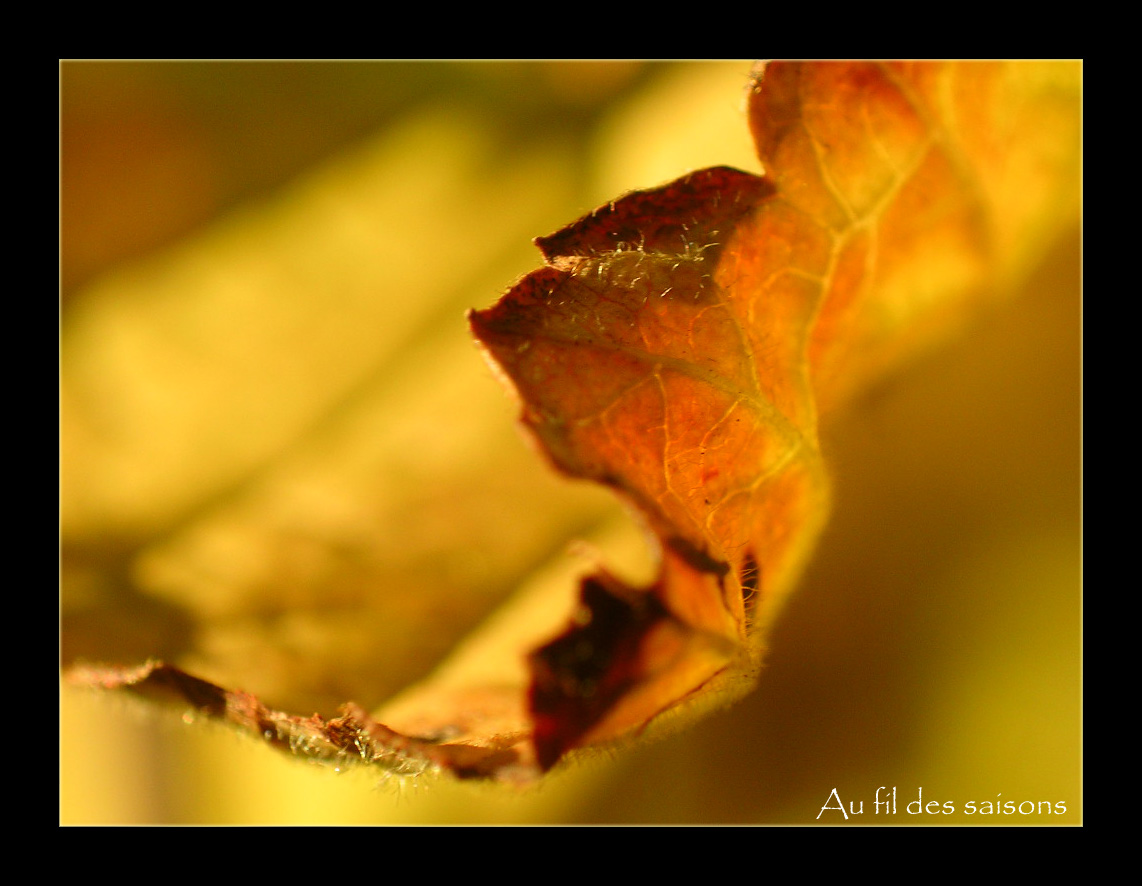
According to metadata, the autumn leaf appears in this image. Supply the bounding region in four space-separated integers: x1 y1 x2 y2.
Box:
62 62 1081 802
469 61 1081 770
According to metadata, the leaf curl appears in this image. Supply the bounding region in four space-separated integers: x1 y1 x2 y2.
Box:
66 61 1081 784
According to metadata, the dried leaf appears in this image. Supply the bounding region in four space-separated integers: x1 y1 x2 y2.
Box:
64 61 1081 789
469 61 1080 769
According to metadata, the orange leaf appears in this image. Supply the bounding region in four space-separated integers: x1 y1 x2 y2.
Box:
65 61 1081 786
469 60 1080 769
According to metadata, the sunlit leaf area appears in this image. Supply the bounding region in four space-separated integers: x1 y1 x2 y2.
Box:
61 61 1080 825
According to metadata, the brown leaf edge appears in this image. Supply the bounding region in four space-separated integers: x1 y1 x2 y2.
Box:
66 660 538 783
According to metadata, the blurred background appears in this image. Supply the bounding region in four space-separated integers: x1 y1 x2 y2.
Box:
60 61 1080 825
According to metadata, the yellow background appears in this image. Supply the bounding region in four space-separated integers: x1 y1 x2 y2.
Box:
60 61 1080 825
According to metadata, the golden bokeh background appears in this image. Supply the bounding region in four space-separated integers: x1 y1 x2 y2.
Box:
60 61 1080 825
